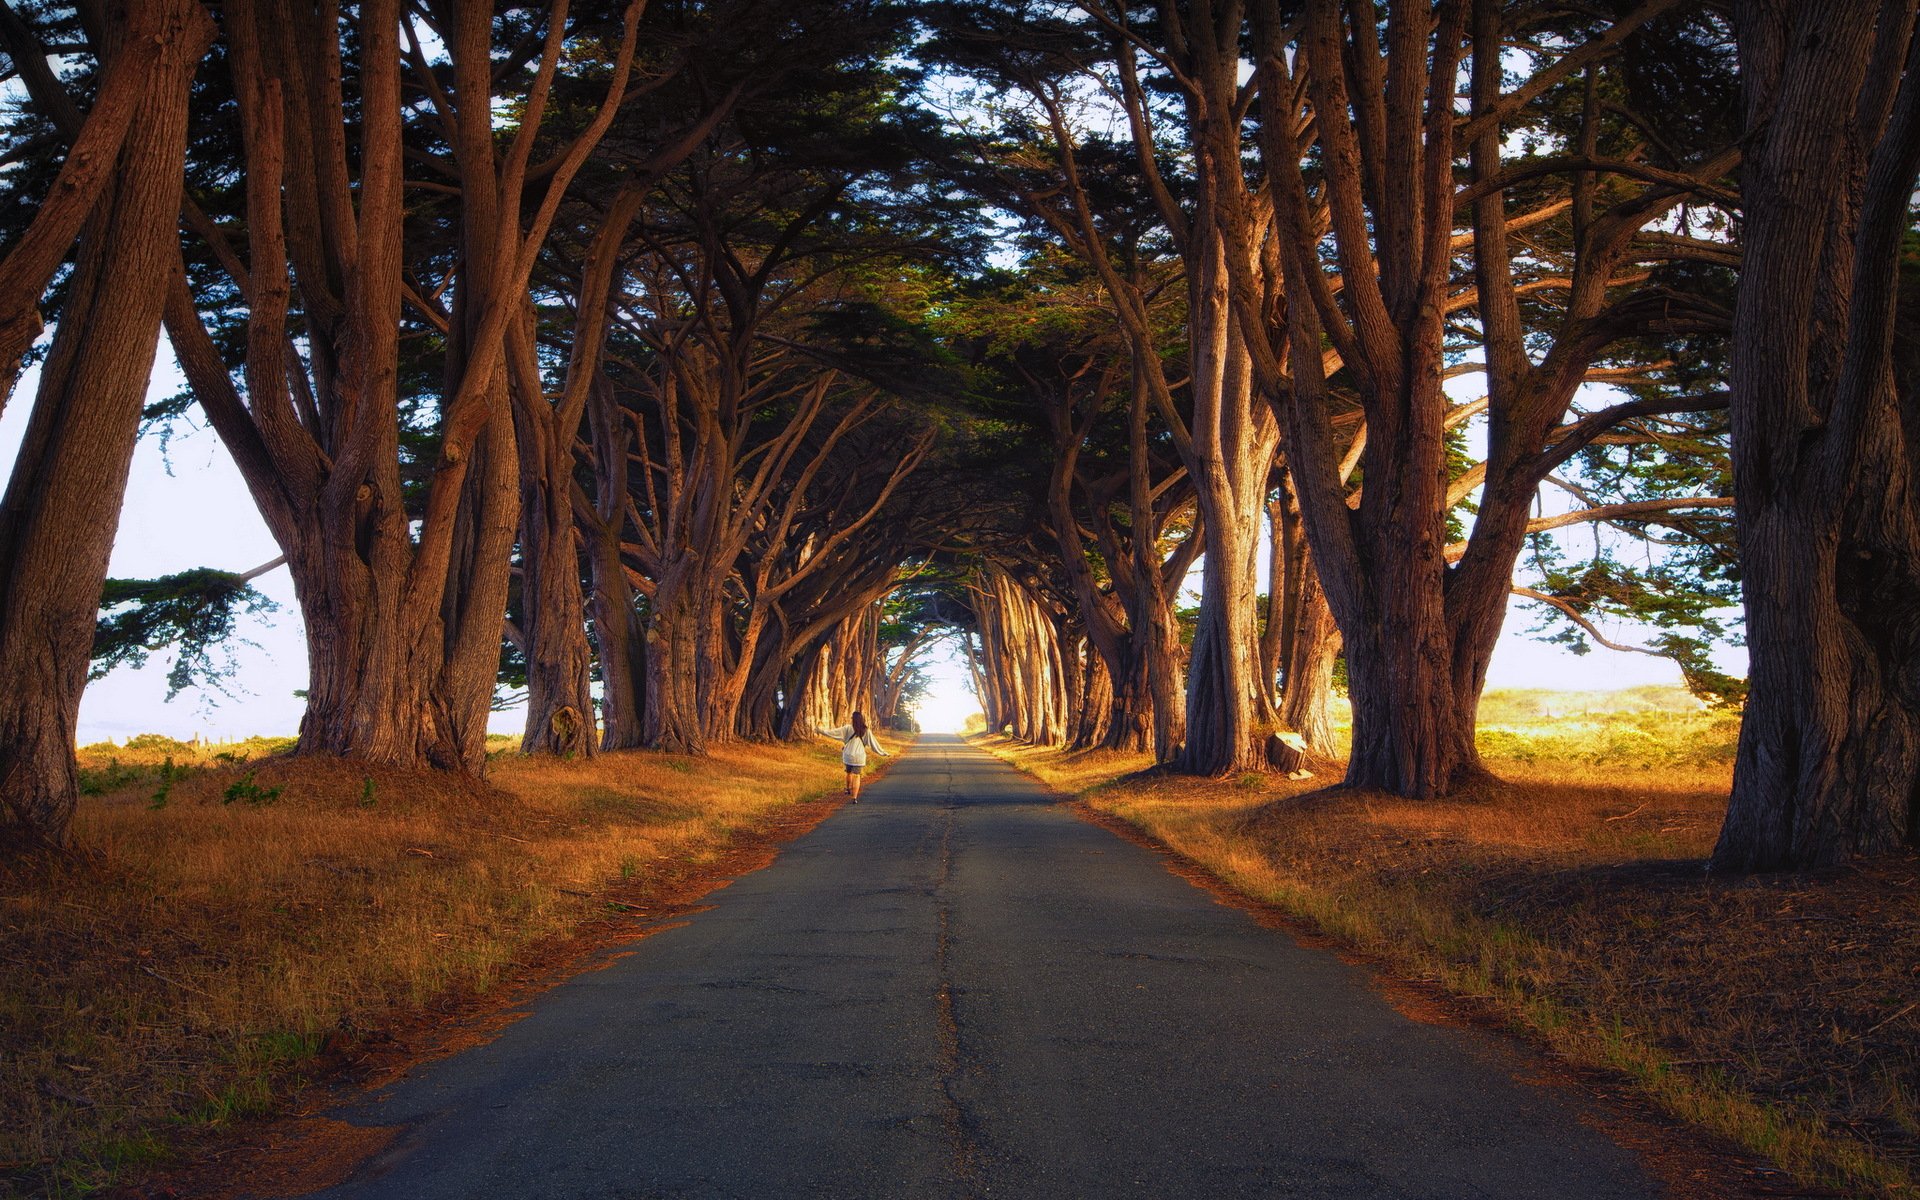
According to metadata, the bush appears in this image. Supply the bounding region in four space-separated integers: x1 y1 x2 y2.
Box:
122 733 195 756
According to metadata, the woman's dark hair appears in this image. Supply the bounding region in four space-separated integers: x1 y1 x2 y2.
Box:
851 711 868 738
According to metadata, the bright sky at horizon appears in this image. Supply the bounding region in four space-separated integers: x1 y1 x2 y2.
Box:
4 346 1737 746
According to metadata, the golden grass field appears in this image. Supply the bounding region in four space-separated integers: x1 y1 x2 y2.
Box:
978 687 1920 1199
0 733 905 1198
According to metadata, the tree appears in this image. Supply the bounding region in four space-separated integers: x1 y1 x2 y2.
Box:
1711 0 1920 870
1249 0 1739 795
157 0 642 772
928 0 1291 771
0 0 213 846
942 265 1201 753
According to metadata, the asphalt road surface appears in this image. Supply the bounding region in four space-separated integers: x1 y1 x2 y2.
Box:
311 734 1668 1200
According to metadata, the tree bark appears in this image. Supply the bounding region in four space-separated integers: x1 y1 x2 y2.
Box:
0 0 212 848
0 1 172 410
1712 0 1920 870
1268 480 1342 752
643 562 711 755
583 377 648 749
1174 234 1281 774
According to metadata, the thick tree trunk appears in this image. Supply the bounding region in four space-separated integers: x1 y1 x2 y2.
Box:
1719 487 1920 868
584 376 646 749
439 400 521 771
644 566 709 755
737 633 786 740
590 553 647 750
1142 592 1186 762
518 186 645 756
1280 564 1340 753
1174 245 1279 775
1334 370 1480 797
0 0 212 847
695 588 737 745
519 493 595 756
1270 481 1341 752
1075 639 1114 749
1712 0 1920 870
295 568 438 765
510 310 594 757
1102 639 1155 752
586 524 647 749
292 424 506 775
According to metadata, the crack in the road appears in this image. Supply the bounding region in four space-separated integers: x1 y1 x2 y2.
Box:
933 747 986 1197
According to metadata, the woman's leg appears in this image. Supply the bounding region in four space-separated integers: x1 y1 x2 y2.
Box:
850 768 862 800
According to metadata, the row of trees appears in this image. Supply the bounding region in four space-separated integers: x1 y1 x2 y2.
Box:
926 0 1920 873
0 0 983 848
0 0 1915 873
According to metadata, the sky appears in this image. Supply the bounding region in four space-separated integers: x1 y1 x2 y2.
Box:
2 345 1735 746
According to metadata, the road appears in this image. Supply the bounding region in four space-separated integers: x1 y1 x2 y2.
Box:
310 734 1667 1199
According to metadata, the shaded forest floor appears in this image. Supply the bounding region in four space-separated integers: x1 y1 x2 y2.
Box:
0 734 906 1198
977 690 1920 1199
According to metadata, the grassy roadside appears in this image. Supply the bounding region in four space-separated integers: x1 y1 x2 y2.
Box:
974 692 1920 1198
1 733 909 1198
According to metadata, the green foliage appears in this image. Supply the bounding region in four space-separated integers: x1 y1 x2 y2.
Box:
122 733 195 755
1475 688 1741 772
222 771 281 807
1521 539 1743 708
77 757 146 797
149 757 183 810
93 570 278 701
1515 317 1742 706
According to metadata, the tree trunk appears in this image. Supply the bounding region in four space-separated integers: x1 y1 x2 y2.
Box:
1174 240 1280 775
1075 638 1114 749
511 301 595 759
584 375 646 749
1260 491 1289 717
589 540 647 750
1270 478 1341 752
1280 562 1341 754
737 630 787 740
0 0 212 847
1712 0 1920 870
518 491 595 757
644 565 709 755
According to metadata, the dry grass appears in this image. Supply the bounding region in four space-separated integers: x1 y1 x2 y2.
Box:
1 733 904 1197
976 688 1920 1199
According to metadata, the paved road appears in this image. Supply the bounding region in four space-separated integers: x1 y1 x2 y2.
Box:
311 734 1665 1199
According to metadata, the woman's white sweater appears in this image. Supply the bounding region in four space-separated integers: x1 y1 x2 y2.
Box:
820 724 887 767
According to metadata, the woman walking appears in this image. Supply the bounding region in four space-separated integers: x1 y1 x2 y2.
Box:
819 710 888 801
